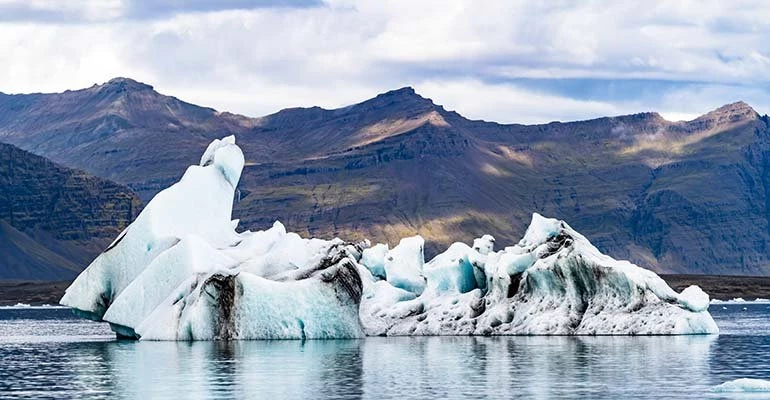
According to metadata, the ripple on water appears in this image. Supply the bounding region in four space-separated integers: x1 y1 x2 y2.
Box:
0 306 768 399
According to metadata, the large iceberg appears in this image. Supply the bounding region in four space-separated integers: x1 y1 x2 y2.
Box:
61 136 718 339
61 136 364 340
359 214 717 335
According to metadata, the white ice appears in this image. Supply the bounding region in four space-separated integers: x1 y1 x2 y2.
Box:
0 304 68 310
60 135 244 321
61 136 364 340
712 378 770 393
361 243 388 279
61 137 719 340
382 236 426 295
359 213 718 336
711 298 770 304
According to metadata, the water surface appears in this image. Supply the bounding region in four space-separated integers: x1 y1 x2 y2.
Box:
1 305 769 399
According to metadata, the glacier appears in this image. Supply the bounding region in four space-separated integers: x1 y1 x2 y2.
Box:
60 136 718 340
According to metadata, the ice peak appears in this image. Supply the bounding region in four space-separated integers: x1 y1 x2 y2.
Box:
200 135 236 166
199 136 243 188
520 213 563 247
472 234 495 255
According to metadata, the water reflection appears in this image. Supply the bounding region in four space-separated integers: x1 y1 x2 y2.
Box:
1 335 724 399
87 340 366 399
2 307 770 399
361 336 717 399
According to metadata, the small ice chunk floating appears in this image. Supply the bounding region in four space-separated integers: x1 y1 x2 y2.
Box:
711 378 770 393
61 137 718 340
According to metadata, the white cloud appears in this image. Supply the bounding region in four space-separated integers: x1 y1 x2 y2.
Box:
656 84 770 117
0 0 769 123
414 79 624 124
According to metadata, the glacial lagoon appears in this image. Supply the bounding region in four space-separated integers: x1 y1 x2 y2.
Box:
0 304 769 399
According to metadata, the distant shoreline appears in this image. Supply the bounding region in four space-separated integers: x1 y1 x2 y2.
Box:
661 274 770 302
1 275 769 306
0 281 72 306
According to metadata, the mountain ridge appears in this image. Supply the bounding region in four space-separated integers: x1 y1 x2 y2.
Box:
1 79 756 128
1 77 769 276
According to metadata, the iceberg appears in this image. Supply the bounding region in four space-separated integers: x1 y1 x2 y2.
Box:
60 136 364 340
360 214 717 336
61 136 718 340
711 297 770 304
712 378 770 393
60 135 244 322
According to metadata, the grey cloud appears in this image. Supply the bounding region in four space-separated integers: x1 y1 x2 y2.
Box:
125 0 323 19
0 0 323 23
0 3 87 23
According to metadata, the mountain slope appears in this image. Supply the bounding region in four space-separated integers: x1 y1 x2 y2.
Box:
0 78 257 199
236 91 770 275
1 79 769 275
0 142 141 280
0 220 81 280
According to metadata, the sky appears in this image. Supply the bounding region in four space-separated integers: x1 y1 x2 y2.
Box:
1 0 770 123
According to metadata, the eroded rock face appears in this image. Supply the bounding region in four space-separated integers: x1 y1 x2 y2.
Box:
0 142 140 280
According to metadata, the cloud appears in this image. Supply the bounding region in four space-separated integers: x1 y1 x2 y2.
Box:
0 0 124 22
0 0 321 22
0 0 769 123
414 79 624 124
127 0 323 19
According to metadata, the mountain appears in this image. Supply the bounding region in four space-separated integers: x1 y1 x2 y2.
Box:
1 78 770 275
0 142 140 280
0 78 257 200
0 220 80 280
237 94 770 276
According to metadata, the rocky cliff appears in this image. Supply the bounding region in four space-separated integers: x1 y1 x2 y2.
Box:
0 143 141 279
